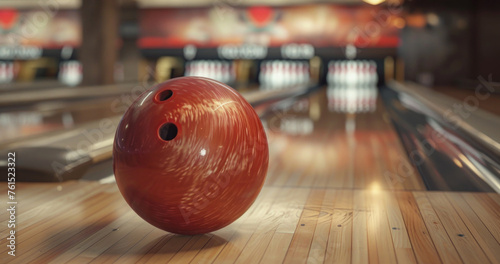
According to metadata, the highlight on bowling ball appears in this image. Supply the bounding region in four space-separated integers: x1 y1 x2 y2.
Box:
113 76 269 235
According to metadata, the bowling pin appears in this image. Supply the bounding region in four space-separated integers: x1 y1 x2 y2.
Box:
270 61 275 89
369 61 378 85
0 63 5 83
339 61 347 86
285 61 291 87
330 61 338 86
68 61 76 86
214 61 222 82
276 61 284 89
260 61 266 89
327 61 333 85
0 63 6 83
347 61 357 87
71 61 82 86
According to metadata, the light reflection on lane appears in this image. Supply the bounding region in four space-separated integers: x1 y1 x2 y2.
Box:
327 85 378 114
260 87 425 190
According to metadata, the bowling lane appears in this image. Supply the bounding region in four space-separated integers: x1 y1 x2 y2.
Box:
0 80 66 93
0 82 146 145
263 86 426 190
5 86 500 264
0 96 127 145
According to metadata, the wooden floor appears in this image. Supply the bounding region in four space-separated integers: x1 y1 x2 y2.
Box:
263 90 426 191
2 182 500 263
2 89 500 263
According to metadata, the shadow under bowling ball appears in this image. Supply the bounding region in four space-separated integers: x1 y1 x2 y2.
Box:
138 233 228 257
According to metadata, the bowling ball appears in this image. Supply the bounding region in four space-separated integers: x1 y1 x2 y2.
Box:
113 77 269 235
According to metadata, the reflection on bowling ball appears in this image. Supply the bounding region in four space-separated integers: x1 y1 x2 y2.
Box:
113 77 269 235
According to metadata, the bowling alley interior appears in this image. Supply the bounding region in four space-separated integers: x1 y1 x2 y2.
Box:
2 0 500 263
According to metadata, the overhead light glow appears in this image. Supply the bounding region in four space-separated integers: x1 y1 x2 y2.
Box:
363 0 386 5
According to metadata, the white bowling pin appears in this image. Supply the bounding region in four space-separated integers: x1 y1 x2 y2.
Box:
369 61 378 85
0 63 6 83
259 61 266 88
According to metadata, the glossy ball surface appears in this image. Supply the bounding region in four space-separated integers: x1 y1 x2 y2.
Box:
113 77 269 235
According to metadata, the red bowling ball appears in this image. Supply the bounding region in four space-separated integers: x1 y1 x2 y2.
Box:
113 77 269 235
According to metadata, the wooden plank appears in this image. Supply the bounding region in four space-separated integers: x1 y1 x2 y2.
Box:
88 223 157 264
0 183 109 235
259 233 294 264
65 211 144 263
189 187 282 264
140 235 192 263
121 188 279 264
8 192 128 263
462 193 500 244
234 230 274 263
274 189 311 234
383 191 417 264
487 193 500 207
282 188 325 263
426 192 490 264
210 187 285 264
0 181 97 225
5 180 500 264
258 189 310 263
352 190 369 264
413 192 462 264
396 191 442 264
1 190 113 253
0 181 82 218
167 234 213 263
235 188 306 263
365 189 397 264
472 193 500 218
49 209 139 263
111 229 175 264
446 192 500 263
307 189 336 263
324 189 353 264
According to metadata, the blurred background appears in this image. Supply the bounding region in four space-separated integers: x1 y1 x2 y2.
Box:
1 0 498 88
1 0 500 185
